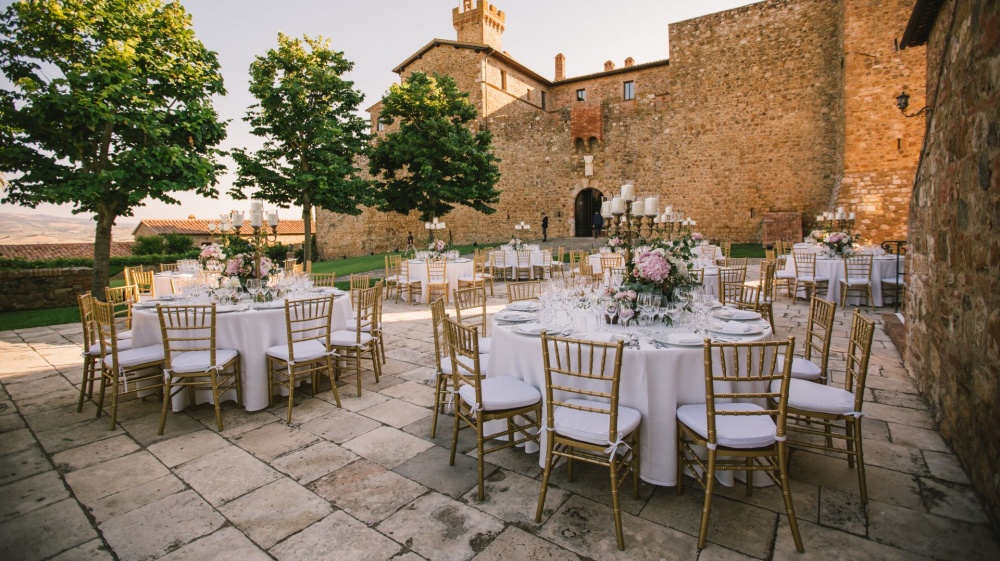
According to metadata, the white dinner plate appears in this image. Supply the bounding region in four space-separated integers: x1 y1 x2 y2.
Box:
712 308 762 321
494 310 535 323
510 323 557 336
707 322 764 336
653 332 705 347
507 301 541 312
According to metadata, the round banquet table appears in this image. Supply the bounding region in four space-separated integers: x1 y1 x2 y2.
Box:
129 291 353 412
486 316 774 486
784 254 904 306
153 272 195 297
407 258 475 303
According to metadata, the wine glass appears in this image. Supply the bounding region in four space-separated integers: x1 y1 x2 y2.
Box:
245 279 262 308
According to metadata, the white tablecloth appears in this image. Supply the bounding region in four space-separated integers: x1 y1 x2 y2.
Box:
486 319 772 486
407 259 475 303
130 292 353 411
785 255 904 306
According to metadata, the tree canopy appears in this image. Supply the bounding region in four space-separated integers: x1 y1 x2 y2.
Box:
0 0 227 295
231 33 371 263
368 72 501 227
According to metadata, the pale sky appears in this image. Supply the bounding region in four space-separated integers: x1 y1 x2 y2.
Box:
0 0 757 223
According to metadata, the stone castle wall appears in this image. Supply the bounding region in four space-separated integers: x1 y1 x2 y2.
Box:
905 0 1000 527
317 0 924 258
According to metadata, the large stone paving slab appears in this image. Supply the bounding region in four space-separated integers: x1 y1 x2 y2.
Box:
868 500 1000 561
0 445 50 486
308 459 427 525
231 421 320 461
174 446 281 506
342 425 435 468
538 495 700 561
299 408 382 443
394 444 492 499
0 498 97 561
146 429 231 467
51 433 141 473
99 489 226 561
219 478 333 549
271 440 358 484
473 526 582 561
88 473 187 523
63 450 170 504
377 492 505 561
270 510 402 561
461 468 570 526
0 470 70 523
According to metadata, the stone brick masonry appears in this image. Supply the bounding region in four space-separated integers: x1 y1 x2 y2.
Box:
317 0 925 257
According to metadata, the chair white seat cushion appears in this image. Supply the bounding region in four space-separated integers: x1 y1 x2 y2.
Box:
796 275 828 282
267 339 331 363
553 398 640 447
843 277 871 285
773 378 857 416
104 345 164 369
458 375 540 411
777 354 823 380
775 270 796 279
118 330 133 340
441 353 490 377
478 337 491 354
89 337 133 356
676 402 777 449
169 349 239 374
329 330 375 347
458 275 486 282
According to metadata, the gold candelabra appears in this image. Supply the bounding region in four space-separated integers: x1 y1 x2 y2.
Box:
207 202 280 278
816 208 856 232
601 184 697 275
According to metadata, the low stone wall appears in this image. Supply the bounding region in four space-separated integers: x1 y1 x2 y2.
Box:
0 268 91 312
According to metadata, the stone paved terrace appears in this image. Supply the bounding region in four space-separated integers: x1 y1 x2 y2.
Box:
1 279 998 560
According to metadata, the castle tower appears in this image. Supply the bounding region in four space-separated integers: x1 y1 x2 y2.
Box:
453 0 505 50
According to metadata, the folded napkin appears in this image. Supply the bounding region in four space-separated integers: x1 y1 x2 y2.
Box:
671 334 703 345
726 322 752 333
715 308 735 318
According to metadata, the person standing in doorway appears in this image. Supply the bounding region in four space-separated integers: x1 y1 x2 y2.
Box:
541 212 549 242
592 211 604 239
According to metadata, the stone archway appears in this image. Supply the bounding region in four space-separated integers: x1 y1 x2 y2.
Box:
574 188 603 237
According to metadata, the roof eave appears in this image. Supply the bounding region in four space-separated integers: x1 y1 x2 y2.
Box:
900 0 945 48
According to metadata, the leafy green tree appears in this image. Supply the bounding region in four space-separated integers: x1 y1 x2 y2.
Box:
368 72 501 239
0 0 227 296
231 33 372 264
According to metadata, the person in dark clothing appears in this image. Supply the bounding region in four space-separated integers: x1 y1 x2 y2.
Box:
592 212 604 238
541 213 549 241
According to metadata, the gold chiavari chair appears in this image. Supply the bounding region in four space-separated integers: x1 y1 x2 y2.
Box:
266 295 341 423
330 285 381 396
600 252 624 274
383 255 401 300
507 280 542 303
122 265 142 287
78 293 130 412
764 248 776 261
779 296 836 383
445 318 541 500
369 281 387 363
132 269 155 299
569 250 589 280
105 285 140 338
396 259 421 304
349 274 371 310
157 304 242 434
312 272 337 288
717 266 747 307
458 253 491 296
689 268 705 287
757 260 777 329
93 300 164 429
782 311 875 503
532 248 554 280
536 333 638 550
720 241 733 259
426 258 449 304
677 338 803 552
429 298 451 438
284 258 297 272
453 286 491 353
791 250 829 304
774 253 796 297
159 262 178 272
549 246 567 278
515 249 533 280
840 254 874 313
720 256 747 269
700 245 718 262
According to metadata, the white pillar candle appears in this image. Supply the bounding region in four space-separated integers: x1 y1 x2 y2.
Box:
644 197 659 216
250 211 262 228
631 200 644 216
425 222 432 230
664 205 673 216
232 212 244 228
268 212 279 227
849 212 856 220
816 215 824 222
601 200 611 217
620 184 635 201
611 197 625 214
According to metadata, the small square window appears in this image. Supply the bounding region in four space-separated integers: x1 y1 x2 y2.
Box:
576 89 586 102
623 81 634 101
376 120 385 132
541 91 546 109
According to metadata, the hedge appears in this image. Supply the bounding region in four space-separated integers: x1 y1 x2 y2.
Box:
0 251 200 276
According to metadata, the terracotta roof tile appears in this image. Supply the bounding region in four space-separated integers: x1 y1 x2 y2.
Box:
0 242 135 260
133 219 311 236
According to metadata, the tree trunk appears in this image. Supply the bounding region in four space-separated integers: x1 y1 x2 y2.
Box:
302 197 313 265
92 209 115 299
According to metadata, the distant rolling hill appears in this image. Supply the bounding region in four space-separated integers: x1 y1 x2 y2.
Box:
0 211 137 245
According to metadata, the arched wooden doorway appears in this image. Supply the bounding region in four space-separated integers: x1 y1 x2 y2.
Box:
574 188 604 237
